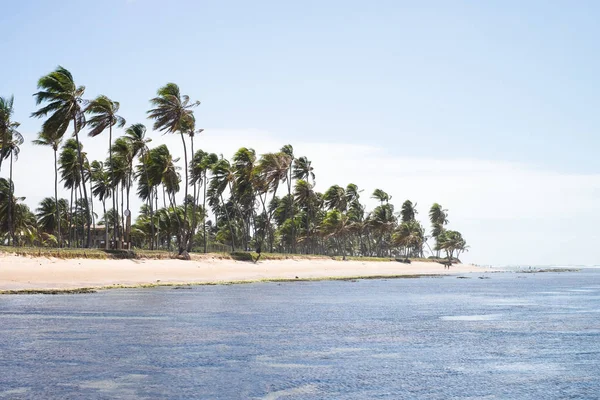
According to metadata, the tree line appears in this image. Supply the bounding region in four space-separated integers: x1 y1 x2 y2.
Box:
0 66 468 261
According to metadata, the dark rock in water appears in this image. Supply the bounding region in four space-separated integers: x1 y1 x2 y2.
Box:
457 276 471 279
173 286 192 290
177 251 191 261
478 276 491 279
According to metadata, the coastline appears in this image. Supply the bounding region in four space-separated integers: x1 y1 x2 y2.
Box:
0 253 488 294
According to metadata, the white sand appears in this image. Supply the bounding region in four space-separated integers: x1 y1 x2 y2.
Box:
0 253 487 291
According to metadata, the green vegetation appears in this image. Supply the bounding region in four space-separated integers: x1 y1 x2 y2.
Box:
0 67 469 262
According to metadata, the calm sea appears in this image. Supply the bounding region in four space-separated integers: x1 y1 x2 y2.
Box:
1 269 599 399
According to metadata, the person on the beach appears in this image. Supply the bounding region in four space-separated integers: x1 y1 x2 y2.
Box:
254 246 262 264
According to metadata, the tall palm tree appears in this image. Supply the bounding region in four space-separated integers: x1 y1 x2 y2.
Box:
33 130 63 246
257 151 292 250
124 123 152 246
86 95 126 248
429 203 448 257
210 157 237 251
280 145 295 252
190 150 218 253
31 66 92 247
91 161 111 249
147 83 199 255
2 135 23 245
0 95 21 173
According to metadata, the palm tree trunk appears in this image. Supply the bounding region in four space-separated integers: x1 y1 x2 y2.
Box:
109 124 118 250
120 182 125 247
7 152 13 246
103 199 108 250
142 151 154 250
54 149 61 248
74 187 78 247
155 189 159 249
189 135 197 252
72 115 91 248
90 172 95 247
179 132 189 254
220 193 235 252
203 170 208 253
68 187 73 247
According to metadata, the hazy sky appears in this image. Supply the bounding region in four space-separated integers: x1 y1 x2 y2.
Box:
2 0 600 266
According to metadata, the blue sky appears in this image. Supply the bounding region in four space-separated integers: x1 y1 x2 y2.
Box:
2 1 600 265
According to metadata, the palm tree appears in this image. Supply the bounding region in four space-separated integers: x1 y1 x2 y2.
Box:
190 150 218 253
59 139 86 246
33 130 63 246
400 200 417 223
280 145 296 252
0 95 21 173
1 135 23 245
146 145 182 247
210 157 237 251
36 197 68 239
372 189 391 205
257 152 292 250
429 203 448 257
91 161 112 249
85 95 126 248
293 156 315 185
323 185 347 212
147 83 199 255
294 179 316 253
31 66 92 247
124 123 152 246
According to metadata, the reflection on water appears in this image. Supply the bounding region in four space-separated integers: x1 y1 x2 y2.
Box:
1 270 600 399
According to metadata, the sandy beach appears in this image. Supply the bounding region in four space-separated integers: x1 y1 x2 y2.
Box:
0 253 487 292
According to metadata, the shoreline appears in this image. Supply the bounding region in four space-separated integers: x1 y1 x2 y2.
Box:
0 253 489 294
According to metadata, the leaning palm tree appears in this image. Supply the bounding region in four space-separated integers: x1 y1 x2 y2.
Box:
31 66 92 247
147 83 199 255
85 95 126 248
33 130 63 246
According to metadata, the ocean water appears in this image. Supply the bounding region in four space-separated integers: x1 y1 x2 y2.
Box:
1 270 599 399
